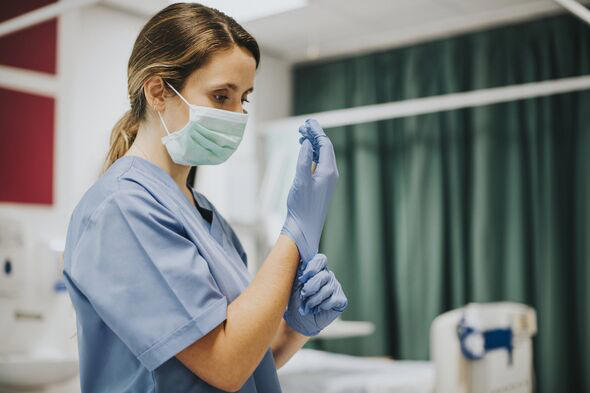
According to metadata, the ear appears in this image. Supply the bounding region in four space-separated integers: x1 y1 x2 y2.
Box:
143 76 169 112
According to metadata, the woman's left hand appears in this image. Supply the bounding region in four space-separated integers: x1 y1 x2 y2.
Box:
283 253 348 336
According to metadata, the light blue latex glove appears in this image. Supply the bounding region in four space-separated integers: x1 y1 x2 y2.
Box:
280 119 339 263
283 253 348 336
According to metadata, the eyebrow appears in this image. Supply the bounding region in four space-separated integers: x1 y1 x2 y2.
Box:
212 83 254 94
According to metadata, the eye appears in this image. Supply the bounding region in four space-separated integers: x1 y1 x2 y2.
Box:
213 94 228 103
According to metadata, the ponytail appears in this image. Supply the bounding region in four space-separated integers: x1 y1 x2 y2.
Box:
102 110 139 173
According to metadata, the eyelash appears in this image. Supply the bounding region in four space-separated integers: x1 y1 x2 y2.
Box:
214 95 250 104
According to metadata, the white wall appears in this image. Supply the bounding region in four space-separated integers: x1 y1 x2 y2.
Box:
63 6 145 210
0 5 145 251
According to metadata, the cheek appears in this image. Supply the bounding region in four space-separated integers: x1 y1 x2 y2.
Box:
188 91 215 108
167 104 190 131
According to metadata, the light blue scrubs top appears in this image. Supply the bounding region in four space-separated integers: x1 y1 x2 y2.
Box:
63 156 282 393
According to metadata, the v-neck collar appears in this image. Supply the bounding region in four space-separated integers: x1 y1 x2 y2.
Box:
119 156 224 242
189 188 225 243
116 156 252 288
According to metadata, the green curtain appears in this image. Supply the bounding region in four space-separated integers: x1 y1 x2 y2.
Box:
294 14 590 392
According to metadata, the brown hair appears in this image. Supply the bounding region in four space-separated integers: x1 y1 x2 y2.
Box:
102 2 260 173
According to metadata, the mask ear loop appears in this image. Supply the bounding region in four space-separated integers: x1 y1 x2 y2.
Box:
160 81 193 137
158 82 185 136
165 81 191 107
158 111 171 136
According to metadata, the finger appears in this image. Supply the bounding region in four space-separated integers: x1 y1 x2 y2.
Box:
298 123 310 136
295 138 314 180
298 125 312 146
303 120 337 179
318 282 348 311
298 126 315 145
303 283 333 314
315 138 337 177
301 268 331 299
298 253 325 278
299 138 319 164
304 119 327 138
298 253 327 284
298 128 320 163
317 293 345 311
299 122 322 140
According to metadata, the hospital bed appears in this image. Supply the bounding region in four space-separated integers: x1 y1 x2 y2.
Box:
278 302 536 393
277 348 435 393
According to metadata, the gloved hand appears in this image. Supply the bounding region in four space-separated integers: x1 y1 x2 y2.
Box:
281 119 339 263
283 253 348 336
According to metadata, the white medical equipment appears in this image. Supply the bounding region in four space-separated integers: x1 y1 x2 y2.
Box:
0 216 79 391
430 302 537 393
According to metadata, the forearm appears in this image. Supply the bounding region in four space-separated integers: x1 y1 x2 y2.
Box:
223 234 300 384
271 319 310 369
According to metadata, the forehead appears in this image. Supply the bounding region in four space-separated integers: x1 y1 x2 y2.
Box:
188 46 256 92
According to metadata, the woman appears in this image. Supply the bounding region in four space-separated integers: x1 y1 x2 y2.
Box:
62 3 347 392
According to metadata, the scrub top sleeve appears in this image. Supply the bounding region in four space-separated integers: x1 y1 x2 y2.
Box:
70 188 228 372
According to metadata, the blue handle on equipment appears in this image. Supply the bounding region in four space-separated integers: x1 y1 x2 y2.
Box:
457 316 514 364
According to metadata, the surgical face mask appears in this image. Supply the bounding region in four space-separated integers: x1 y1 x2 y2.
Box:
158 81 248 166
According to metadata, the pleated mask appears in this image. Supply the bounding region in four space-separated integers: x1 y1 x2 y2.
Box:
158 81 248 165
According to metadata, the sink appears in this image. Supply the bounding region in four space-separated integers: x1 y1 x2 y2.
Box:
0 350 78 391
0 228 79 391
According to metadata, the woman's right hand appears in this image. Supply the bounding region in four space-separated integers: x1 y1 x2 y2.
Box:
283 253 348 337
280 119 339 264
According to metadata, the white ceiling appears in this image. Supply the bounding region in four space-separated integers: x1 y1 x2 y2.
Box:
103 0 584 64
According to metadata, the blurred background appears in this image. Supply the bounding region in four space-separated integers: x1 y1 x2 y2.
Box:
0 1 588 392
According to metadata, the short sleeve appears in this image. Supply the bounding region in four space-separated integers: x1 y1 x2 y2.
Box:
70 188 228 372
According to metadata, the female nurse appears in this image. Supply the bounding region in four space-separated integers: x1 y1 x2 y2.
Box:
62 2 347 392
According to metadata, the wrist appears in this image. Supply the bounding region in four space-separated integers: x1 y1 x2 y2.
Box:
280 224 307 262
278 231 300 260
280 223 314 263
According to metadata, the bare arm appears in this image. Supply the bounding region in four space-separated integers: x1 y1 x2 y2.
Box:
271 319 310 369
176 234 300 392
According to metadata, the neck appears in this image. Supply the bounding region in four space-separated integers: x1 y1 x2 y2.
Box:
126 121 192 194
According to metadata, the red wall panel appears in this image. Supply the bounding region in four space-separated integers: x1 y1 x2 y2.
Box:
0 88 55 205
0 0 57 74
0 0 57 204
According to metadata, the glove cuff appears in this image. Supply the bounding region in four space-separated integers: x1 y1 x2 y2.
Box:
283 310 321 337
280 219 314 262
